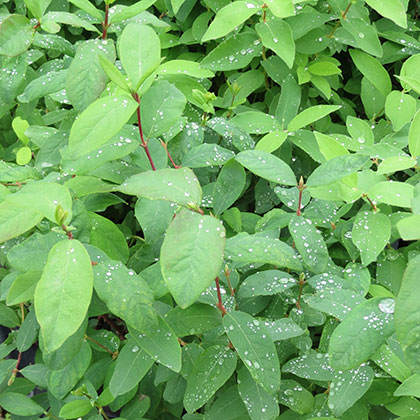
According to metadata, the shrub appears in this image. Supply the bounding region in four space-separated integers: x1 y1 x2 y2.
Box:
0 0 420 418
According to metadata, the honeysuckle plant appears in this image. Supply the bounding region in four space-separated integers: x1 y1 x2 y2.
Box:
1 0 420 418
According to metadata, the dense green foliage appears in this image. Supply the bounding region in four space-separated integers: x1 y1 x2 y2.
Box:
0 0 420 418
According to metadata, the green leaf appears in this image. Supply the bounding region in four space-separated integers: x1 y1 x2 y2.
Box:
349 49 392 97
59 399 93 419
184 345 237 412
367 181 414 208
263 318 305 341
47 341 92 399
202 1 260 42
17 308 39 352
0 302 19 327
265 0 294 18
255 131 288 153
409 108 420 158
377 156 416 175
231 112 281 134
118 167 202 207
161 209 225 308
200 32 262 71
237 367 279 420
42 11 100 32
351 211 391 266
109 338 154 396
278 379 314 414
18 69 67 103
141 80 186 138
68 0 103 20
397 215 420 241
308 60 341 76
0 15 34 56
394 374 420 398
225 233 302 271
0 392 44 416
119 23 160 90
66 95 138 159
395 255 420 372
306 154 369 187
135 198 176 244
66 39 116 111
34 239 93 352
6 271 41 305
329 298 395 369
165 303 222 336
385 91 417 132
90 213 129 263
346 116 374 148
287 105 341 132
213 160 246 215
288 215 329 273
93 259 157 334
98 55 130 92
182 144 235 168
371 344 411 382
131 316 182 372
282 352 334 381
238 270 296 299
256 19 295 68
16 146 31 165
235 150 296 185
110 0 157 23
25 0 52 19
7 231 64 272
328 365 374 416
224 311 280 393
157 60 214 78
304 288 364 321
365 0 407 28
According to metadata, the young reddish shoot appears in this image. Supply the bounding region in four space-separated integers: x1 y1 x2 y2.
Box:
296 176 306 216
101 3 109 39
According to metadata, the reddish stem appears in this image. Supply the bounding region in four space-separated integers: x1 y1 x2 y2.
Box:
62 225 73 239
215 277 228 316
160 140 180 168
85 334 116 357
101 3 109 40
363 194 377 212
297 188 303 216
133 93 156 171
8 352 22 385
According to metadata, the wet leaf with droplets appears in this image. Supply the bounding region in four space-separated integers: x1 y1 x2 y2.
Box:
329 298 395 370
282 352 334 381
277 379 314 414
109 337 154 397
224 311 280 393
289 215 329 273
238 270 296 299
395 254 420 372
161 210 225 308
93 258 157 335
118 167 202 207
328 365 374 417
184 344 237 412
131 316 181 372
34 239 93 353
351 211 391 266
237 367 279 420
235 149 296 186
225 232 302 271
